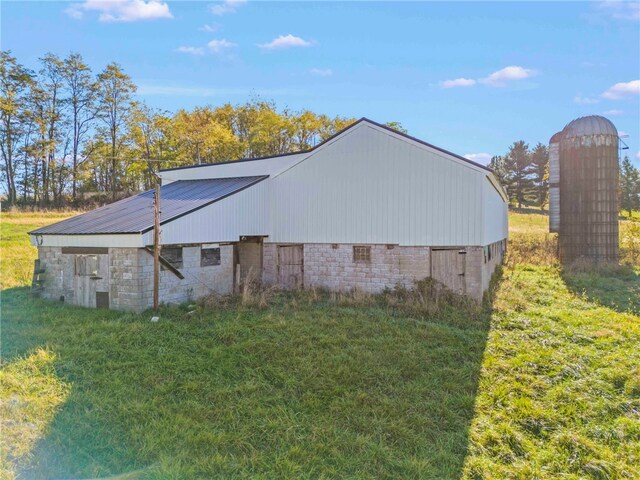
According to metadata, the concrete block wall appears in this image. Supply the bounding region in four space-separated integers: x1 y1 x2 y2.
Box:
263 242 505 300
464 247 484 301
262 243 277 285
109 247 144 311
263 243 431 294
138 244 234 310
38 246 74 302
37 244 235 312
481 240 505 294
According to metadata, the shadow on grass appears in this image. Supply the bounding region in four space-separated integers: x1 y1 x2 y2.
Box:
561 266 640 315
1 275 502 479
509 206 549 216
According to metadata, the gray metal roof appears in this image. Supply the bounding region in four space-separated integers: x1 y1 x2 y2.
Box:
562 115 618 139
30 176 267 235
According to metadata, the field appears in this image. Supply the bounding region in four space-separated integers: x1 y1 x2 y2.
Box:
1 211 639 479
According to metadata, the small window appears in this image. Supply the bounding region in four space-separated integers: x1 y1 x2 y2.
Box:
201 247 221 267
162 247 183 269
75 255 99 276
353 245 371 263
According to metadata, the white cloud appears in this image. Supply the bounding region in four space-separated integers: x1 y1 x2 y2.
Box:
601 80 640 100
480 66 536 87
603 109 624 116
310 68 332 77
65 0 173 22
596 1 640 21
199 23 220 33
210 0 246 16
258 34 314 50
464 153 493 165
636 151 640 160
175 46 205 55
440 78 476 89
65 3 84 18
574 95 600 105
438 66 536 89
207 39 237 53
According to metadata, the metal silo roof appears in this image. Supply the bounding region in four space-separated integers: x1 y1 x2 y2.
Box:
562 115 618 139
549 131 563 143
29 176 268 235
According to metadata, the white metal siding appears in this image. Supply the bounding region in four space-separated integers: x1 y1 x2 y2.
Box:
482 178 509 245
160 153 308 183
146 178 268 245
269 123 498 246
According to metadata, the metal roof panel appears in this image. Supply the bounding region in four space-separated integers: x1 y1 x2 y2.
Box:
30 176 267 235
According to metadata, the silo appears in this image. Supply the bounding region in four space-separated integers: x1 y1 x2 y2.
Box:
558 115 619 263
548 131 562 233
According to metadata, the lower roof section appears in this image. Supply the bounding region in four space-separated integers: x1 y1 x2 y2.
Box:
29 176 268 236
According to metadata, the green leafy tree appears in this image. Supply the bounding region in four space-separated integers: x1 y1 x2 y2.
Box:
171 107 242 165
384 121 408 134
620 156 640 217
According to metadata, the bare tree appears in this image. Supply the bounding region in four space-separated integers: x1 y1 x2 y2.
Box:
62 52 96 200
0 51 34 204
96 62 136 200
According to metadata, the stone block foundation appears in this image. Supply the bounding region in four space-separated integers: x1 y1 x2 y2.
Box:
263 241 505 301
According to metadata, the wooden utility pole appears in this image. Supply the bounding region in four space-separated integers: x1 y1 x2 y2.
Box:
153 177 161 311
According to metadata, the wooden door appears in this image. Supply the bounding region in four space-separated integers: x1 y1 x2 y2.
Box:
73 254 109 308
431 249 466 294
278 245 303 289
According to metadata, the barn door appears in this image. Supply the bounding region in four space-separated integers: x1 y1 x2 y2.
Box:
73 254 109 308
278 245 303 289
431 249 466 294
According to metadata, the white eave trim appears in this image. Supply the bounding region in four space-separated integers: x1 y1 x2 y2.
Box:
30 233 145 248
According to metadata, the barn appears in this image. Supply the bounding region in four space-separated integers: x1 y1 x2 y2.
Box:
29 118 508 311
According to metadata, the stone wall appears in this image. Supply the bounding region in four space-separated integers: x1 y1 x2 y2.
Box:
37 244 235 312
138 244 234 310
263 243 431 294
37 246 73 302
262 242 505 300
109 247 144 311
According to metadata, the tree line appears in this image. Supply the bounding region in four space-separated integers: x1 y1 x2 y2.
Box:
1 51 371 207
2 50 639 214
489 142 640 215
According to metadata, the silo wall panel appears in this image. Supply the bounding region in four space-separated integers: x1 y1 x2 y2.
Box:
558 134 619 263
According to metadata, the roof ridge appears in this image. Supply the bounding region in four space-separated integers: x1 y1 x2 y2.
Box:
160 117 494 175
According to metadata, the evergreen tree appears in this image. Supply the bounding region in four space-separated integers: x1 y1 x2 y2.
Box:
503 141 534 208
620 156 640 217
530 143 548 210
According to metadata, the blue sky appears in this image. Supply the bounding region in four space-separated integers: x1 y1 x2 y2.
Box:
2 1 639 165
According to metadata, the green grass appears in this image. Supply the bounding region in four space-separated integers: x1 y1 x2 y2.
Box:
2 289 490 479
0 211 78 290
1 210 639 479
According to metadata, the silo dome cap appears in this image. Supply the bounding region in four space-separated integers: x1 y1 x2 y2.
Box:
562 115 618 138
549 131 563 143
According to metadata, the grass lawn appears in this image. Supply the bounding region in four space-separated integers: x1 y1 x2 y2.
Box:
0 211 82 290
1 210 639 479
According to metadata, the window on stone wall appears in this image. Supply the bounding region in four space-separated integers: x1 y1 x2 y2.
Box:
162 247 183 269
201 247 221 267
75 255 99 276
353 245 371 263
